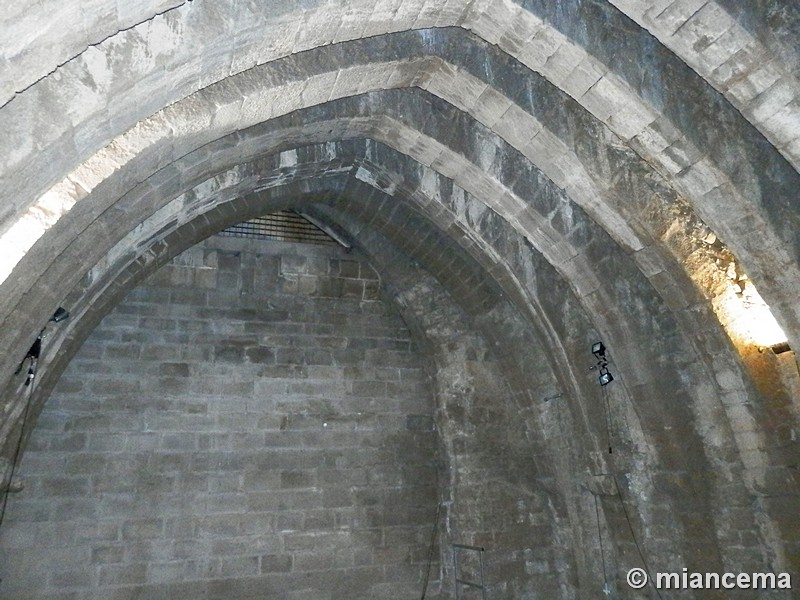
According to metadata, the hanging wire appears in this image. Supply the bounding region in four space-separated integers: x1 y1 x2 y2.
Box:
420 502 443 599
592 346 663 598
601 383 613 454
613 475 665 600
0 355 39 530
594 495 610 595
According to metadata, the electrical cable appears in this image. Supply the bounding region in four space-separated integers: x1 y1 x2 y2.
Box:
1 314 68 536
601 384 613 454
0 355 38 531
592 343 662 597
420 502 443 599
594 495 610 595
613 475 664 600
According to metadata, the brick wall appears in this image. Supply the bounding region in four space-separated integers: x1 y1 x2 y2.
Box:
0 236 440 600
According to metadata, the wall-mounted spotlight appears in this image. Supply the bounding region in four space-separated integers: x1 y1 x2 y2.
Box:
14 334 41 386
598 369 614 386
50 307 69 323
591 341 614 386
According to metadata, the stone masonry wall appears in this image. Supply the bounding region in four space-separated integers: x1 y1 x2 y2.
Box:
0 235 439 600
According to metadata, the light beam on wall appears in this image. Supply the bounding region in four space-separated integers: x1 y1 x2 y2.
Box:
714 276 788 349
0 187 79 284
0 151 120 285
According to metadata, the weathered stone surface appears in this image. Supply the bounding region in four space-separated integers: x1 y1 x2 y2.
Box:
0 236 440 599
1 2 799 598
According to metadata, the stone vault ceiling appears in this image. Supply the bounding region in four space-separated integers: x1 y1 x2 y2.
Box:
0 0 798 595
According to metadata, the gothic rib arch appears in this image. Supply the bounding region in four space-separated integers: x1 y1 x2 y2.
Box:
2 4 799 350
2 82 775 521
11 128 779 578
2 30 787 371
0 2 798 592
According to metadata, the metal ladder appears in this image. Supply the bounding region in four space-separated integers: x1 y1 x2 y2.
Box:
452 543 487 599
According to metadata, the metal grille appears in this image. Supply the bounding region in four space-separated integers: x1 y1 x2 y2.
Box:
218 211 339 246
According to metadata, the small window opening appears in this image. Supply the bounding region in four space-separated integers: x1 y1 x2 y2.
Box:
219 211 341 247
771 342 791 355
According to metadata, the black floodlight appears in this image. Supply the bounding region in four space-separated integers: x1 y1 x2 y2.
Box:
592 342 614 386
14 308 69 386
50 307 69 323
15 335 42 375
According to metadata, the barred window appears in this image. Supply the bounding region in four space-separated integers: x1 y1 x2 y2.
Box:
219 211 339 247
